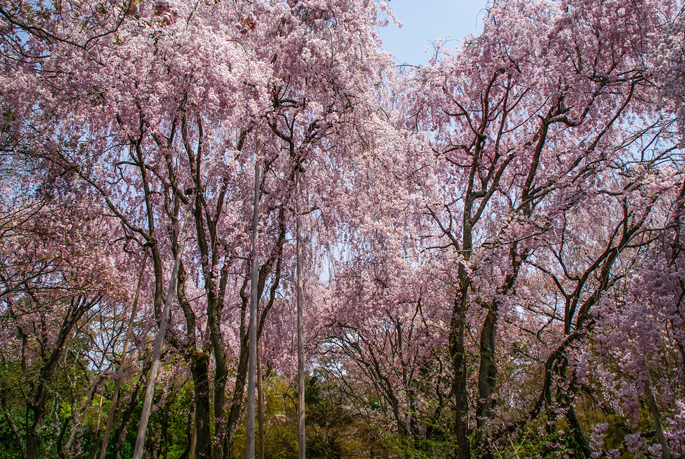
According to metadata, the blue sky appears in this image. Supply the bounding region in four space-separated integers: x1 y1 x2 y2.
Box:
378 0 489 66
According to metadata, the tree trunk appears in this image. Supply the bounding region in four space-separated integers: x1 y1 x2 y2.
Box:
190 417 197 459
477 307 497 428
645 375 671 459
296 168 306 459
209 293 229 459
132 202 194 459
565 405 591 458
224 336 250 459
24 387 47 459
450 219 472 459
246 159 261 459
113 361 148 459
99 256 147 459
257 339 265 459
177 261 212 459
476 306 497 459
25 296 96 459
450 290 471 459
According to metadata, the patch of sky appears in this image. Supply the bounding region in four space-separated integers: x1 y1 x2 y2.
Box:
377 0 489 67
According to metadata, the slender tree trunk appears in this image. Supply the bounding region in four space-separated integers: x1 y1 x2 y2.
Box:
257 340 265 459
190 418 197 459
160 394 174 459
246 159 261 459
3 408 25 457
296 169 306 459
645 375 671 459
224 337 250 459
112 360 149 459
177 262 212 459
25 296 96 459
99 256 147 459
2 402 25 457
132 202 194 459
565 405 591 458
96 395 103 434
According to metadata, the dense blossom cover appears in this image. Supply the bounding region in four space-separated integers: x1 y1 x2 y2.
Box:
0 0 684 458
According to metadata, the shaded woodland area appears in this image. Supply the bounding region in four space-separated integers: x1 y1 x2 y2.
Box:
1 0 685 458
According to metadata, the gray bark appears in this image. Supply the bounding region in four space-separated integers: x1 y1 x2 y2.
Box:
99 256 147 459
296 169 306 459
132 200 194 459
257 340 265 459
645 375 671 459
246 159 261 459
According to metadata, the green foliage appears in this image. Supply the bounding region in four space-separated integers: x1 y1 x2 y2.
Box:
231 370 387 458
495 420 586 459
0 413 23 459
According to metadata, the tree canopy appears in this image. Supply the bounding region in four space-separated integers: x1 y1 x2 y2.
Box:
1 0 684 458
